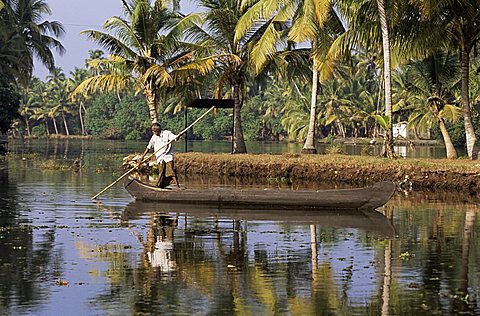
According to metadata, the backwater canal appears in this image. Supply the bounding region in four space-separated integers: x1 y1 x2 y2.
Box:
0 139 479 315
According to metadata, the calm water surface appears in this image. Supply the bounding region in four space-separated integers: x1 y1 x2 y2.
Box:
0 139 478 315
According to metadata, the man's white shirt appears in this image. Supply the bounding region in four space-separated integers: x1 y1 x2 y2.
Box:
147 130 177 163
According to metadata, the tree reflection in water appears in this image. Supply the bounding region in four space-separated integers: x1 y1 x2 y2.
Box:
110 204 397 315
3 139 480 315
0 167 61 314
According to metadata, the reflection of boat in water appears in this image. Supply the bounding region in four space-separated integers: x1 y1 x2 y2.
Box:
0 160 7 178
122 201 396 237
124 177 396 211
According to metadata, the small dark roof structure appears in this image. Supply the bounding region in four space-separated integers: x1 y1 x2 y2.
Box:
183 99 234 153
188 99 234 109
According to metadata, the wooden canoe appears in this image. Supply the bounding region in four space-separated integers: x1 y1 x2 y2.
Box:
122 200 396 237
123 177 396 211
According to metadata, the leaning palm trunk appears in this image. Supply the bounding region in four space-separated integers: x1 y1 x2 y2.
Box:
232 83 247 153
79 102 85 135
437 118 457 159
376 0 395 159
52 117 59 134
302 66 318 154
460 49 479 159
61 112 70 135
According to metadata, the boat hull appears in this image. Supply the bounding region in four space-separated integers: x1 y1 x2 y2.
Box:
124 177 396 211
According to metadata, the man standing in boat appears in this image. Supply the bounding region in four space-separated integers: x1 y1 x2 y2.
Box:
139 122 180 188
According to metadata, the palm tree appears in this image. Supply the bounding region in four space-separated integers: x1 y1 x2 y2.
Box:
0 0 64 85
315 60 379 139
74 0 204 124
46 67 73 135
84 49 107 76
236 0 345 154
414 0 480 159
395 52 461 159
375 0 395 158
0 16 28 83
69 68 89 135
31 101 51 135
330 0 401 157
281 54 382 141
320 78 358 138
18 77 43 136
186 0 275 153
257 81 289 140
281 82 314 141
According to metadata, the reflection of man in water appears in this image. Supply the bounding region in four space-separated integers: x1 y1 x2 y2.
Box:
145 215 177 272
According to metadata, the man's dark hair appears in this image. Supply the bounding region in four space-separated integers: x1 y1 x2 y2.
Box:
152 122 161 129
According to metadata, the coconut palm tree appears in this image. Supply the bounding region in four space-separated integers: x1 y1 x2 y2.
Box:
45 67 74 135
84 49 107 76
394 52 461 159
185 0 277 153
329 0 403 157
374 0 395 158
281 55 378 141
281 83 312 141
0 19 27 83
18 77 43 136
412 0 480 159
0 0 64 85
31 101 51 135
69 68 89 135
236 0 346 154
73 0 206 124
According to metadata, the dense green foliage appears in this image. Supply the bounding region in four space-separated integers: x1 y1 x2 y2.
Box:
3 0 480 158
85 94 150 140
0 76 20 133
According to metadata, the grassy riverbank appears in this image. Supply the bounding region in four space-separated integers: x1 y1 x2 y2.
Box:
172 152 480 194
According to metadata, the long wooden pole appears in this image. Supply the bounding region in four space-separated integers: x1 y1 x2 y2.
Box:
91 106 215 200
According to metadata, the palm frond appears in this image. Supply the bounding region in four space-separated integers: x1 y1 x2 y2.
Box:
81 29 136 59
71 74 133 99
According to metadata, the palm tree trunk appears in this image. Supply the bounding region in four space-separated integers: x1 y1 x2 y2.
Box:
302 65 318 154
61 112 70 135
52 117 59 134
337 119 346 138
79 102 85 135
376 0 395 159
460 49 479 159
438 118 458 159
144 84 158 124
25 118 31 137
232 83 247 153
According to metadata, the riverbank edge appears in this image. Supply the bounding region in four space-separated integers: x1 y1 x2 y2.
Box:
166 152 480 194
